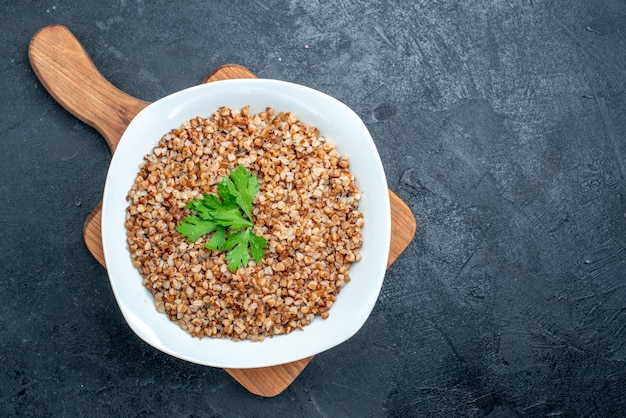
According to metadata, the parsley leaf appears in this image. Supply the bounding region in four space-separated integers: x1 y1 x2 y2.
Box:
210 206 253 229
248 230 268 263
205 226 227 251
177 165 267 271
217 177 238 206
177 216 219 243
223 229 252 271
223 228 268 271
228 164 260 220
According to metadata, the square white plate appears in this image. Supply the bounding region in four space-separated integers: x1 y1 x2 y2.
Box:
101 79 390 368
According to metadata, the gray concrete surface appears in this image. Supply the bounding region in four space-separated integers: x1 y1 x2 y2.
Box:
1 1 625 416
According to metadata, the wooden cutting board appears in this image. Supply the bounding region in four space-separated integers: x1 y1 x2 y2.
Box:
28 24 417 397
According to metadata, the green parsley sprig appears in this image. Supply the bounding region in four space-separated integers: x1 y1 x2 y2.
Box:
177 165 268 271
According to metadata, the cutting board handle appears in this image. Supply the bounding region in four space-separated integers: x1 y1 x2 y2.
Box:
28 25 148 153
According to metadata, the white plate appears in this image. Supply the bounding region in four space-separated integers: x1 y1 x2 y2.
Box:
101 79 391 368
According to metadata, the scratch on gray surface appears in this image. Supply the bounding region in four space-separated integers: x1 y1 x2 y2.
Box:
432 324 463 362
454 248 478 280
59 150 78 162
253 0 269 10
328 380 379 399
587 82 626 182
581 245 626 282
374 24 395 49
575 282 626 302
608 338 626 361
39 104 55 120
585 26 602 35
553 17 626 192
526 311 585 354
408 34 429 69
523 399 547 413
308 394 327 418
369 340 394 352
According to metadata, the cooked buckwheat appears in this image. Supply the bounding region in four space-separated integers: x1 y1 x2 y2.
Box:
125 106 363 341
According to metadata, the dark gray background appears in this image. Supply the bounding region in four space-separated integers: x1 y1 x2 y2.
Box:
2 1 625 417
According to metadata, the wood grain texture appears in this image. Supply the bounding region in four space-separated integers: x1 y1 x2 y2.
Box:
204 64 257 82
84 202 105 267
28 25 148 153
387 190 416 268
225 357 314 397
28 25 416 397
